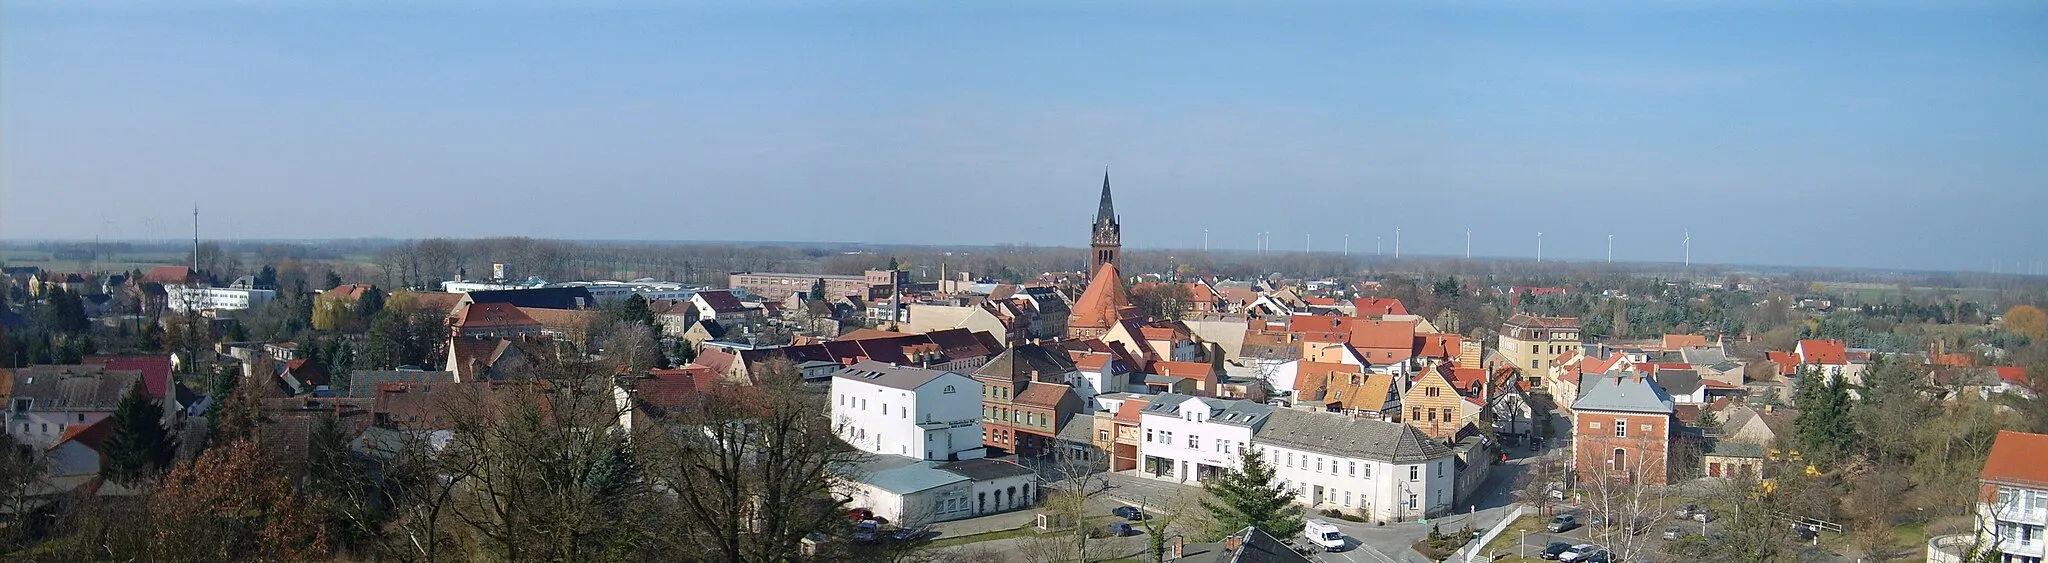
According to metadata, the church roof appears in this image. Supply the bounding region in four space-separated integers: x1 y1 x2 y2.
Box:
1096 170 1117 227
1069 262 1132 329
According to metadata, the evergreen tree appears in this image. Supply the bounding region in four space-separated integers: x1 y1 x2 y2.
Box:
355 286 386 325
1201 449 1306 539
324 271 343 289
100 381 175 484
808 278 827 301
1793 366 1857 464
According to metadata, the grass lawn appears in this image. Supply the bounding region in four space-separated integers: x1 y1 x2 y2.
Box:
925 523 1037 548
1474 515 1549 560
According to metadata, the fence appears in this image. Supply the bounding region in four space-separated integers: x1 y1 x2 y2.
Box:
1453 505 1528 563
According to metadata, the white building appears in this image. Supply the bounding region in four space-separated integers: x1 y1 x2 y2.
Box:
1255 408 1456 522
1137 393 1270 483
166 286 275 312
1931 430 2048 563
6 366 140 450
836 455 1038 526
831 361 986 462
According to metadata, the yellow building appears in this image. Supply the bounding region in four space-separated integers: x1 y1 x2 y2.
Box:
1497 314 1580 390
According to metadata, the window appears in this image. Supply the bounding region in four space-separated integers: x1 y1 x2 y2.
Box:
1409 494 1418 509
1426 387 1440 398
1612 448 1627 471
1146 429 1155 442
1216 438 1229 453
1286 452 1295 467
1437 461 1444 478
1344 491 1353 506
1349 461 1357 477
943 385 956 394
1530 360 1538 369
1315 457 1323 471
1188 435 1199 449
1615 419 1627 438
1162 431 1174 444
901 408 907 419
1412 407 1421 421
1409 466 1418 481
1427 408 1437 422
882 404 888 416
1100 429 1111 441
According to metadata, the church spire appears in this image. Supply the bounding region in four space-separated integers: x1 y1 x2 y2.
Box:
1096 167 1116 227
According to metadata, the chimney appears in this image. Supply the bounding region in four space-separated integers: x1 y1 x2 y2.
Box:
1177 536 1191 556
1221 536 1240 552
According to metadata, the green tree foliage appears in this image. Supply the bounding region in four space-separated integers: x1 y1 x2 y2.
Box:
1200 449 1305 540
354 286 386 325
808 278 827 301
37 286 89 334
324 270 344 289
100 381 176 484
1793 367 1857 465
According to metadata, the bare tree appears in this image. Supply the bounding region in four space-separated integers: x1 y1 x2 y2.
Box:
634 358 865 562
1578 452 1674 563
1513 454 1570 517
600 321 661 374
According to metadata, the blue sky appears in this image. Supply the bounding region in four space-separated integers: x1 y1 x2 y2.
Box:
3 1 2044 272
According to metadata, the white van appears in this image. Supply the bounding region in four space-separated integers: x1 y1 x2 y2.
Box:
1303 519 1347 551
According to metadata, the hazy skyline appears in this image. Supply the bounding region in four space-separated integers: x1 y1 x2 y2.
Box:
3 1 2044 273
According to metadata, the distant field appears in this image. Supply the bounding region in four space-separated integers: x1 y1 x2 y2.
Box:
1816 282 2003 305
1 250 185 273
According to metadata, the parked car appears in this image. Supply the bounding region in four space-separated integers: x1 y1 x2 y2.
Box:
1547 515 1579 532
889 525 929 541
1558 544 1602 562
1691 509 1713 523
1112 506 1148 520
1539 541 1576 560
854 520 880 543
848 508 875 521
1105 522 1135 537
1662 526 1685 540
1791 524 1819 542
1674 503 1699 518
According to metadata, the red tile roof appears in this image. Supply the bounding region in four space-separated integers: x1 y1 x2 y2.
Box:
452 302 539 329
1351 298 1408 317
1293 361 1360 396
1015 382 1075 408
53 416 116 451
1995 366 2031 387
97 356 172 400
1766 351 1799 374
1982 431 2048 487
838 328 906 341
1798 339 1848 365
398 291 467 316
1347 318 1419 353
1415 333 1461 359
1113 399 1149 423
1151 361 1216 382
1069 263 1134 330
1662 334 1709 349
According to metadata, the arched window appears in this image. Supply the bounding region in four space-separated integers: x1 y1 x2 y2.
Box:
943 385 956 394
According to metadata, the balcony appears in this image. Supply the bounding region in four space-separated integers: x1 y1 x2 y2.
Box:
1925 534 1972 563
1996 536 2046 559
1993 501 2048 526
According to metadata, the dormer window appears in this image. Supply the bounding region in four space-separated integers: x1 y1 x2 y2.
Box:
11 399 28 413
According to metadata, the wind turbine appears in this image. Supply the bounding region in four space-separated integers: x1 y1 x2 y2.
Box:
1684 231 1692 267
1395 226 1402 259
1343 234 1349 256
1203 229 1209 252
1607 234 1614 264
1537 232 1544 263
1465 229 1471 259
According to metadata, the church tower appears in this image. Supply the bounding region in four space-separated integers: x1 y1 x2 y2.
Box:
1091 170 1121 272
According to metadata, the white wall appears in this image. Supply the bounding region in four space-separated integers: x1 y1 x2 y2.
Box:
1136 398 1254 483
831 372 984 462
8 411 112 450
1262 444 1455 522
167 286 275 312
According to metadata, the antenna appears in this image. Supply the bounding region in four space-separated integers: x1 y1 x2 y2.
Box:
192 205 200 273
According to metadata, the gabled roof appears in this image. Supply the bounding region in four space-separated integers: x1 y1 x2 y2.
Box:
345 370 456 399
1982 431 2048 488
1347 318 1419 351
1151 361 1216 382
1766 351 1800 374
517 307 600 331
5 365 141 412
396 291 466 316
466 287 597 310
96 356 172 400
1351 298 1408 317
1254 408 1452 463
1415 333 1461 359
1995 366 2031 387
53 416 117 451
1797 339 1848 365
975 344 1079 381
1207 526 1311 563
1113 398 1150 423
1663 334 1709 349
832 360 962 391
451 302 539 329
1656 369 1703 395
695 289 747 313
1293 361 1360 400
1503 313 1579 329
1015 382 1077 409
1573 371 1676 415
1069 262 1134 329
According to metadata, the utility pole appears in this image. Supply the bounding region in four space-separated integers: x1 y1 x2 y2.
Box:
1537 232 1544 263
191 205 200 272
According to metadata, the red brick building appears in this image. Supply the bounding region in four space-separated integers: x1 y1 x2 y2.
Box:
1570 370 1677 485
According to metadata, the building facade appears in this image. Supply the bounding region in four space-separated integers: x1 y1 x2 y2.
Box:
728 272 872 300
166 286 276 312
1256 408 1457 522
1498 314 1581 390
830 361 987 462
1137 394 1269 483
1570 371 1677 486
